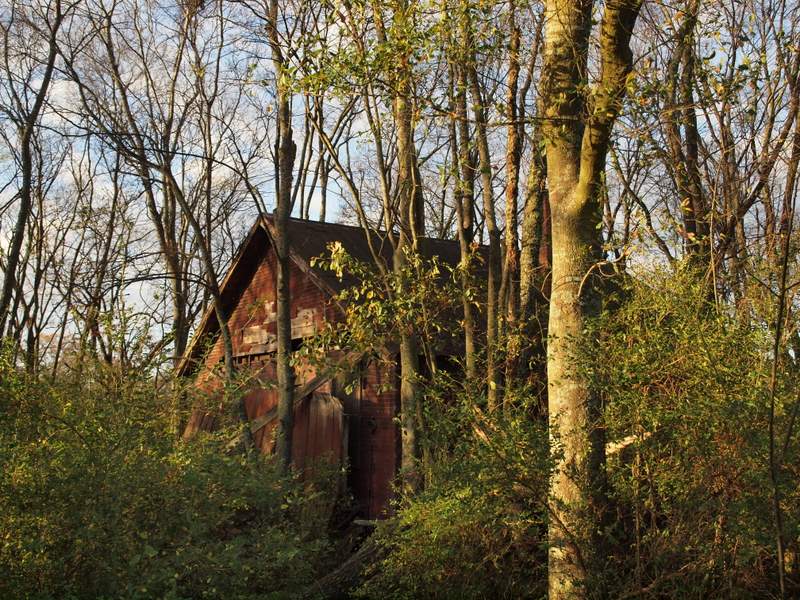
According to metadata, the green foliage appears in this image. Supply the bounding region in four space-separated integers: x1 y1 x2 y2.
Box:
357 374 551 599
304 243 467 381
8 256 798 599
358 264 799 598
577 266 799 597
0 349 333 600
306 243 553 598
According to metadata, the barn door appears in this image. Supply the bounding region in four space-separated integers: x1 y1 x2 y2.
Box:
291 392 345 471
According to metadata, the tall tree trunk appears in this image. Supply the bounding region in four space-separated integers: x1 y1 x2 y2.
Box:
661 0 707 261
519 117 548 397
268 4 298 472
462 4 502 408
357 0 426 493
394 2 422 491
541 0 642 595
519 125 547 323
450 61 477 380
500 6 522 402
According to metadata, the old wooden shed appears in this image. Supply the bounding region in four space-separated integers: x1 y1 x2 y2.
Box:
177 216 466 519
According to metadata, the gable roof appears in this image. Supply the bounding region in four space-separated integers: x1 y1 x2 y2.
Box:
177 215 476 376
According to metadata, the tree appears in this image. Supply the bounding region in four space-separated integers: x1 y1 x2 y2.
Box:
540 0 643 595
262 0 298 472
0 0 72 339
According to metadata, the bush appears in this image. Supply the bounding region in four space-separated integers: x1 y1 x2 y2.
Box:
358 265 800 598
578 266 800 598
0 351 334 600
357 384 551 600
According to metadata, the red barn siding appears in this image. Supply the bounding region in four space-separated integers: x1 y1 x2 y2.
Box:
241 387 345 471
185 231 398 519
348 360 399 519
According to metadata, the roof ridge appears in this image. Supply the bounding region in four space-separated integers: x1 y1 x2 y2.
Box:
261 213 466 245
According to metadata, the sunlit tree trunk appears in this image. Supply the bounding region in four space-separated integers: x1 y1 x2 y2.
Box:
266 0 298 472
500 5 522 402
541 0 642 595
393 0 422 493
661 0 707 261
450 62 477 381
460 2 502 408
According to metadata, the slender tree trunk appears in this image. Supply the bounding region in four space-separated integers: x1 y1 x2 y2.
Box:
268 12 298 471
500 7 522 402
519 123 547 323
450 61 477 380
315 100 329 222
661 0 707 261
165 172 248 451
394 6 422 491
519 117 548 399
462 6 501 407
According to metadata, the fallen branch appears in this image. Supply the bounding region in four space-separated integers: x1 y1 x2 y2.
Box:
299 525 392 600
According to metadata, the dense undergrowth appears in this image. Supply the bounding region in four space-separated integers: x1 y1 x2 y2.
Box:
356 409 551 599
1 266 799 599
358 267 799 599
0 354 337 600
577 269 800 598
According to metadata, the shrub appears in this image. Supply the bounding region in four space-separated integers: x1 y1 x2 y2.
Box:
578 266 799 598
0 352 334 600
357 387 551 600
358 265 800 598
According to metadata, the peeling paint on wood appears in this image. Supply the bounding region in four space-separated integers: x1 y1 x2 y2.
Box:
182 219 411 519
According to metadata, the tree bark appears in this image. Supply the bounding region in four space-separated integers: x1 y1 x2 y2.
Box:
518 116 548 399
462 6 502 408
393 5 422 491
541 0 642 595
267 0 298 472
450 61 477 380
661 0 707 260
500 6 522 402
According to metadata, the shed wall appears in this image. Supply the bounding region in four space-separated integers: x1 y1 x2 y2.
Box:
186 235 398 519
